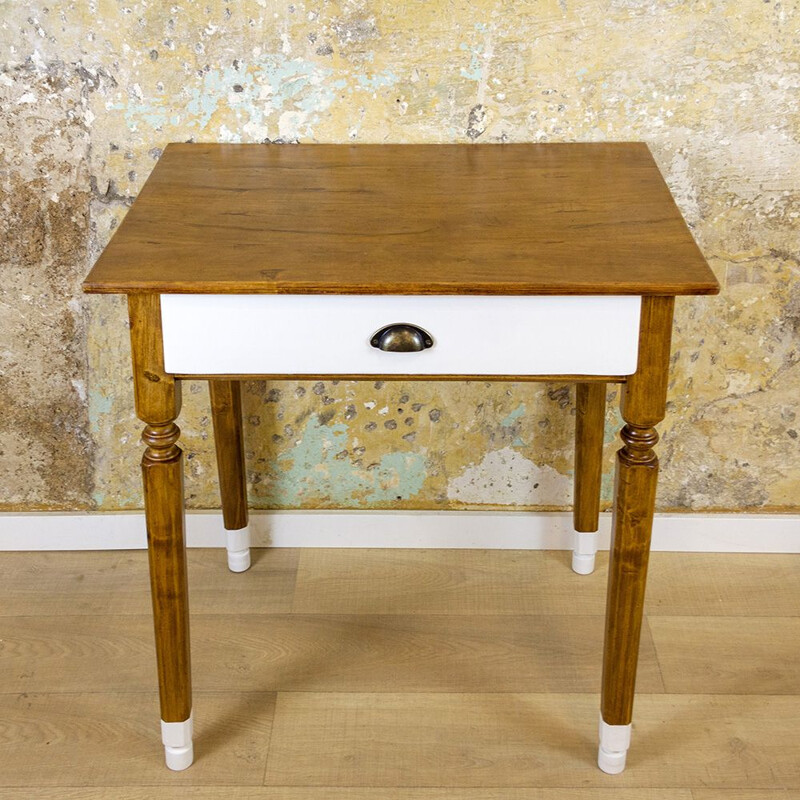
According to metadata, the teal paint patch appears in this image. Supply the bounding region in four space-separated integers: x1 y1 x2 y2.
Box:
124 55 339 137
604 405 623 444
124 103 170 132
355 69 399 90
87 389 114 433
501 403 526 428
601 470 614 503
88 388 140 510
373 451 428 502
272 414 426 506
601 407 622 501
460 29 491 83
460 49 482 82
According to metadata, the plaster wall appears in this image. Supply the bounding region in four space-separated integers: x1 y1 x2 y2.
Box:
1 1 797 514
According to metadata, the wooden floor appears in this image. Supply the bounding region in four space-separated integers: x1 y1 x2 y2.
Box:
0 547 799 799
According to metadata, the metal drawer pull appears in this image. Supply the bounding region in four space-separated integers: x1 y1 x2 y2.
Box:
370 323 434 352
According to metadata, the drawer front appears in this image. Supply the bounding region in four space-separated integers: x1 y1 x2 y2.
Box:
160 295 642 376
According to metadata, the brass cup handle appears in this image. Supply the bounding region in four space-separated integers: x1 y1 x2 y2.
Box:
370 323 434 352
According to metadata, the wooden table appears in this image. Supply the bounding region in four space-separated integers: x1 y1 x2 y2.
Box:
83 143 719 774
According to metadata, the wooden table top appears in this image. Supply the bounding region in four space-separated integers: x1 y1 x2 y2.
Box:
83 143 718 296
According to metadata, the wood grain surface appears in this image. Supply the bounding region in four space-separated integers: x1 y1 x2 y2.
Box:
129 293 192 722
127 294 180 423
0 613 664 695
291 548 607 615
0 692 275 786
263 692 800 788
83 144 719 296
573 382 606 533
0 549 299 617
209 379 249 531
602 296 674 725
6 549 791 618
0 789 699 798
647 616 800 694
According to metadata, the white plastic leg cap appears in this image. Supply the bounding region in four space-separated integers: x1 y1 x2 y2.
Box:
598 744 626 774
597 716 631 775
161 714 194 771
226 525 251 573
164 743 194 771
572 530 598 575
572 550 596 575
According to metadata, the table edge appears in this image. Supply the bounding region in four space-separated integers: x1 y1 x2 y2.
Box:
82 281 721 296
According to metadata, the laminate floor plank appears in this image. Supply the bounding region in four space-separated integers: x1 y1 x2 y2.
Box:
0 551 153 616
0 692 275 786
0 613 664 694
292 549 607 615
190 613 661 694
0 548 798 794
9 549 796 618
293 550 800 618
0 548 299 616
692 791 794 799
0 789 696 799
649 617 800 694
264 693 800 788
645 553 800 617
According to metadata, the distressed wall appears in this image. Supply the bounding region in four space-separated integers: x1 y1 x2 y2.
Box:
1 1 798 514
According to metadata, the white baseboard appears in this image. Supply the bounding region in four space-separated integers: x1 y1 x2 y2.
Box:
0 510 797 552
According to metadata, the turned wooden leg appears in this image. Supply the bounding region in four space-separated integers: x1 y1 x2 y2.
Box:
572 382 606 574
209 380 251 572
129 295 193 771
599 296 674 774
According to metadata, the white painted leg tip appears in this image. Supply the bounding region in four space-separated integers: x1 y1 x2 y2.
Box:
227 549 251 572
165 743 194 771
598 745 627 774
572 530 598 574
598 717 631 774
226 525 251 572
161 714 193 769
572 552 596 575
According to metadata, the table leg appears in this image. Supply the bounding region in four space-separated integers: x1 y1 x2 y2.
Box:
129 295 193 771
209 379 251 572
572 382 606 574
599 296 674 774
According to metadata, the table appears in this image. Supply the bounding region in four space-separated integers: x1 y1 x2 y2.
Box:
83 143 719 774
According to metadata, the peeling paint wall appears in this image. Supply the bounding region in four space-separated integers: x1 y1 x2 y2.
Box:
0 57 93 509
1 1 798 514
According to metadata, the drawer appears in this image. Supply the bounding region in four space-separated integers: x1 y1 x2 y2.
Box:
160 294 642 376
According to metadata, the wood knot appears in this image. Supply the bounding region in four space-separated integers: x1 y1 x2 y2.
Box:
620 423 658 465
142 422 181 462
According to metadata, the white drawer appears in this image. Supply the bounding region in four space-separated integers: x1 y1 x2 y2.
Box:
160 295 641 376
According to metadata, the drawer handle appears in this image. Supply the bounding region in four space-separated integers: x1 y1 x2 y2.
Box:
370 323 434 352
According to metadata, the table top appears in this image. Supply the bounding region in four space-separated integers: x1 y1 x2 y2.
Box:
83 143 718 296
